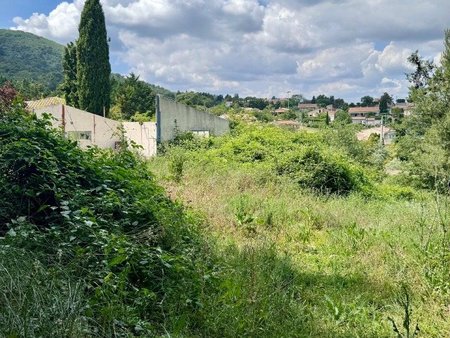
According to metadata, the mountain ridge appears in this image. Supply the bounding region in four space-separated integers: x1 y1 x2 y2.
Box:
0 29 64 90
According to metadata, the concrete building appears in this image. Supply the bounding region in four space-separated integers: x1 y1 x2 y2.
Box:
27 100 157 158
27 95 230 157
155 95 230 142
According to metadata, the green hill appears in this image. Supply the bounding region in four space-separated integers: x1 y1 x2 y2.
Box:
0 29 63 90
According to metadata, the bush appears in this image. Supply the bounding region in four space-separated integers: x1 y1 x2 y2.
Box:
0 107 216 335
275 147 368 195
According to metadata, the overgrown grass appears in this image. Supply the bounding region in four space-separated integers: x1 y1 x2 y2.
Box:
148 124 450 337
2 108 449 337
0 108 220 336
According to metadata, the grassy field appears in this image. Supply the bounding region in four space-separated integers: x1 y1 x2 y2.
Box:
148 125 450 337
2 109 449 336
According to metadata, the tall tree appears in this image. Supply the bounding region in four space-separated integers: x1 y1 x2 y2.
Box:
62 42 78 107
360 96 374 107
406 50 435 89
114 73 154 119
379 92 393 115
77 0 111 116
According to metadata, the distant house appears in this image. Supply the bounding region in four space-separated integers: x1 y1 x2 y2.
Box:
393 102 414 116
357 126 396 145
298 103 318 111
306 106 336 122
348 106 380 125
273 107 290 115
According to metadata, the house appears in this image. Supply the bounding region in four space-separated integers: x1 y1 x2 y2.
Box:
272 107 290 115
306 106 336 122
357 126 396 145
348 106 380 125
393 102 414 117
298 103 318 111
26 95 230 157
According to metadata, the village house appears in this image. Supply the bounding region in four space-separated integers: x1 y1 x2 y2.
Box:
393 102 414 116
298 103 318 111
304 105 336 122
272 107 290 115
348 106 381 125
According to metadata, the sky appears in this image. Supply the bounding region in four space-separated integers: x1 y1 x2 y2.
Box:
0 0 449 102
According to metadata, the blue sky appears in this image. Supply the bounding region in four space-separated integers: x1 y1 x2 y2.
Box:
2 0 450 102
0 1 60 27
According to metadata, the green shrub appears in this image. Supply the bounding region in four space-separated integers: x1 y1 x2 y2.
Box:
168 147 187 182
0 107 216 335
275 147 368 195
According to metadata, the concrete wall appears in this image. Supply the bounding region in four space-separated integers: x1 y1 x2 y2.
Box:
156 95 229 142
32 104 157 158
33 104 121 149
123 122 157 157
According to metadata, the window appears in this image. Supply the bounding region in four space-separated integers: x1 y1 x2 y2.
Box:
66 131 92 141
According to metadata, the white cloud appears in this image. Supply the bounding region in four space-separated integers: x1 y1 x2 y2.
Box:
10 0 450 101
12 0 84 43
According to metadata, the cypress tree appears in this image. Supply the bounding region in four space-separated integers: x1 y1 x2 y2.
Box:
77 0 111 116
62 42 78 107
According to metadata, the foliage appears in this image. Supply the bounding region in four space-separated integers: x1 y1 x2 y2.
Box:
361 95 376 107
168 147 187 182
379 92 393 115
77 0 111 116
388 286 420 338
315 94 334 107
244 96 269 110
62 42 78 107
0 81 18 110
406 50 435 89
0 29 63 90
275 147 367 195
111 73 154 120
0 247 88 337
334 109 352 124
0 106 216 336
253 109 274 122
148 125 450 336
169 124 372 196
176 91 222 109
12 78 52 100
397 30 450 190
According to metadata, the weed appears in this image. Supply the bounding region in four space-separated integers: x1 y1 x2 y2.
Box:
388 285 420 338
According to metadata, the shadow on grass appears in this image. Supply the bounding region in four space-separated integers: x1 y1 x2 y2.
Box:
178 241 393 338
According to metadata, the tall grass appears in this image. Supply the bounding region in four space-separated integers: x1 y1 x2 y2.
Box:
0 247 88 337
148 127 450 337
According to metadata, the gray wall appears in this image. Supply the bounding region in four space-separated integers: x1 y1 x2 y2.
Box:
156 95 230 142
